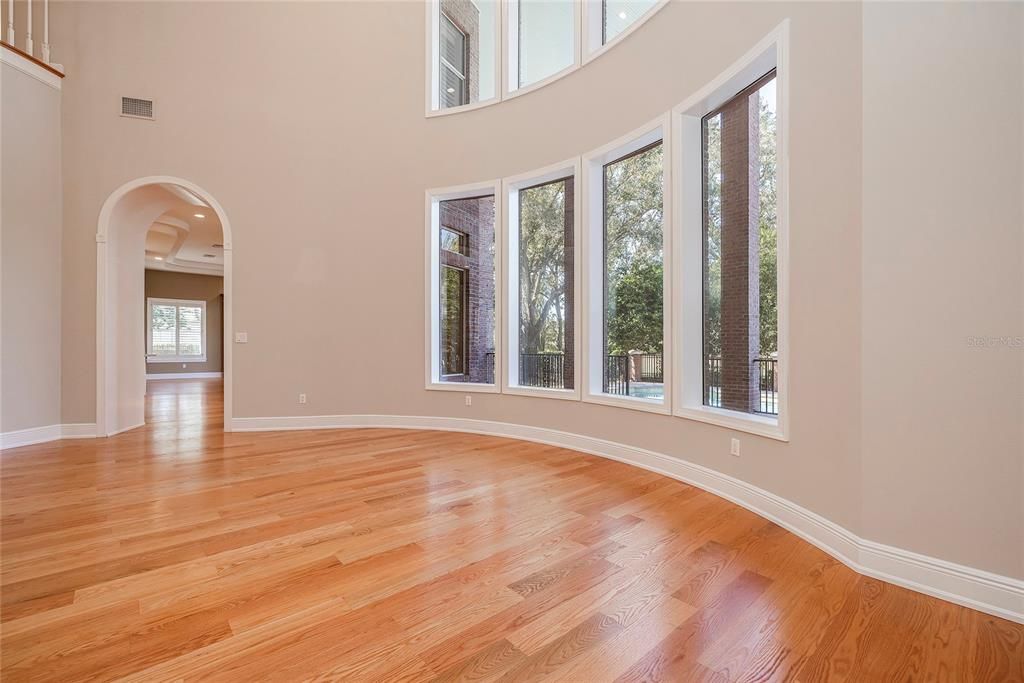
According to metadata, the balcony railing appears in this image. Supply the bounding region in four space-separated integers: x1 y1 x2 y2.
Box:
519 353 565 389
2 0 61 71
704 356 779 416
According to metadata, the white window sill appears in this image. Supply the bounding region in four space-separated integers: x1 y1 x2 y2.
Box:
148 357 207 364
426 381 499 394
504 386 580 401
674 404 787 441
584 392 670 415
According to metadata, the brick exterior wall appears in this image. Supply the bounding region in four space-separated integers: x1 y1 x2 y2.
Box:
562 178 575 389
440 0 480 104
718 91 761 412
440 196 495 383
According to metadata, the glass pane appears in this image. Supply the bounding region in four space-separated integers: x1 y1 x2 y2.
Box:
150 304 177 356
603 142 664 401
178 306 203 356
702 74 778 415
440 227 468 255
438 0 497 109
518 0 574 88
517 178 574 390
438 195 496 383
440 266 466 375
602 0 659 44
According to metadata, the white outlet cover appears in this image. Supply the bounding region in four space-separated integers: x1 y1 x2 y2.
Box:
235 332 248 343
730 438 741 456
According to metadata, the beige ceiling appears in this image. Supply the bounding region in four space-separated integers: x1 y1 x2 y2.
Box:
145 200 224 276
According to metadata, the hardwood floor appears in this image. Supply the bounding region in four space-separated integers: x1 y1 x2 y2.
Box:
1 379 1021 681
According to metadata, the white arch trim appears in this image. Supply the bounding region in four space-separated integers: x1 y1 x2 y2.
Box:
96 175 233 436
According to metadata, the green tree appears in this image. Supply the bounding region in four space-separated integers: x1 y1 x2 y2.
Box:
604 144 664 355
519 180 569 354
607 261 663 354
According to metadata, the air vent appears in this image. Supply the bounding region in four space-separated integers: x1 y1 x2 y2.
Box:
121 96 154 120
203 253 216 258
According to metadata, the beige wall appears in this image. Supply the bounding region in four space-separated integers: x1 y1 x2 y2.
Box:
1 61 62 433
861 3 1024 578
144 270 223 375
48 1 1022 580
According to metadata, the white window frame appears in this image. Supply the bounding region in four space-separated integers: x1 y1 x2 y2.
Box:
425 180 503 393
671 21 790 441
581 0 669 64
426 0 503 116
146 297 208 363
505 0 582 100
502 158 582 400
426 0 670 116
581 114 672 415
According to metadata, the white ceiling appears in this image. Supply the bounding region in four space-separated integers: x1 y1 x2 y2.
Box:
145 197 224 276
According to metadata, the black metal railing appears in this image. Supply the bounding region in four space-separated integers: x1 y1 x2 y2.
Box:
604 355 630 395
705 356 722 407
636 353 663 382
703 356 778 416
519 353 565 389
482 352 495 384
754 358 778 415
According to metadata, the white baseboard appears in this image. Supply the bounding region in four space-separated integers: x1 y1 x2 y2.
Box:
231 413 1024 624
1 423 98 449
146 372 223 380
62 423 99 439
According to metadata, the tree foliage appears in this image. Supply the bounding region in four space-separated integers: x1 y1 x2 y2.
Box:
518 180 569 354
604 144 664 355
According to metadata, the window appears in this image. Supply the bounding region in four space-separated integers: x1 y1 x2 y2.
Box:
601 142 665 401
601 0 660 44
428 187 498 388
431 0 498 112
674 29 786 440
510 0 576 91
583 121 668 411
147 298 207 362
440 14 468 107
441 227 468 255
701 71 778 417
506 166 578 395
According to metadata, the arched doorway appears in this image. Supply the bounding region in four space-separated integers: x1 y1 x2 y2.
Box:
95 176 233 436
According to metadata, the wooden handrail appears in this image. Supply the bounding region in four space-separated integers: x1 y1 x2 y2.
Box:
0 39 63 77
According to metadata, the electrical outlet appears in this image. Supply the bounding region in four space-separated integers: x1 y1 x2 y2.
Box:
465 395 472 406
730 438 740 457
298 393 307 404
234 332 248 343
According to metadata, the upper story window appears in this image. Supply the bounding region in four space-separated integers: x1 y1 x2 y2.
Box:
441 226 468 255
429 0 669 114
440 14 469 107
600 0 660 44
430 0 498 112
147 298 207 363
511 0 577 91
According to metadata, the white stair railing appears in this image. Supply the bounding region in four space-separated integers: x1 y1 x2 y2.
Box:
3 0 59 69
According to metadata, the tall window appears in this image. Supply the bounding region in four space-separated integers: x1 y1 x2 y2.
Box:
601 0 659 44
513 177 574 390
147 298 206 362
703 71 778 415
601 142 665 401
436 194 496 384
434 0 497 111
514 0 575 89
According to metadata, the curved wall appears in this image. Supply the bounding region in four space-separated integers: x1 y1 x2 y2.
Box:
51 0 1022 601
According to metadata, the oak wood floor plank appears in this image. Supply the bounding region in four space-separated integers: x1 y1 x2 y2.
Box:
1 379 1020 682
